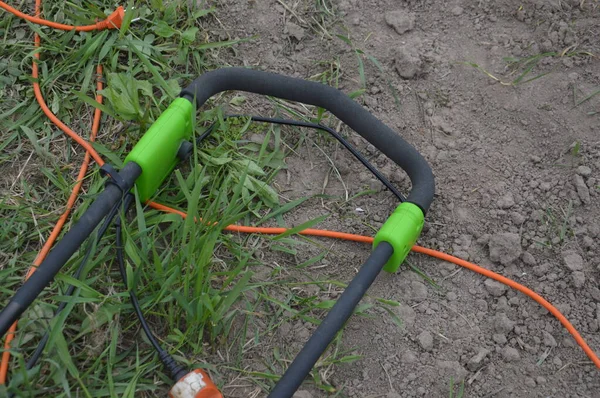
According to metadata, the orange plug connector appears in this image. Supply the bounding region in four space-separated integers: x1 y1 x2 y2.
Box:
95 6 125 30
168 369 223 398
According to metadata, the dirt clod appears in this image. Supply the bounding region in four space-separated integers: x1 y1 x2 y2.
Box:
384 10 415 35
489 233 522 265
395 303 416 327
572 271 586 288
525 377 537 388
494 313 515 334
573 175 590 204
451 6 464 16
411 281 428 300
436 360 468 381
293 391 313 398
493 333 508 345
401 350 418 364
484 279 508 297
577 165 592 177
542 331 557 348
501 346 521 362
417 330 434 351
563 250 584 271
394 47 422 79
284 22 305 41
467 348 490 371
522 252 536 266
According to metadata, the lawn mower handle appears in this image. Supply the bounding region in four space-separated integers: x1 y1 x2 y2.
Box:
0 163 142 338
181 67 435 213
182 68 434 397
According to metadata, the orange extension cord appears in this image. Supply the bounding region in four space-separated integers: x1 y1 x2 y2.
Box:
148 202 600 370
0 0 598 387
0 1 124 32
0 0 106 383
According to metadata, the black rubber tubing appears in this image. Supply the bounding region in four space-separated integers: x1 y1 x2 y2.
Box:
0 162 142 338
268 242 394 398
180 67 435 213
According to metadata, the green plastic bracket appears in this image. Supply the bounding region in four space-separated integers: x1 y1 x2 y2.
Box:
373 202 425 273
124 98 194 201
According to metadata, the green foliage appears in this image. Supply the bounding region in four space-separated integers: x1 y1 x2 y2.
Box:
449 377 465 398
0 1 406 396
464 50 594 86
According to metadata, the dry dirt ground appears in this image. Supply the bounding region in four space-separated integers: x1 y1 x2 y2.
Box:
205 0 600 397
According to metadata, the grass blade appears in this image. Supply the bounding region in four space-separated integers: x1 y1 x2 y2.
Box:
273 214 329 240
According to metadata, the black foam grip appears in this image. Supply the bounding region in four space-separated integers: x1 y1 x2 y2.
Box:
180 68 435 212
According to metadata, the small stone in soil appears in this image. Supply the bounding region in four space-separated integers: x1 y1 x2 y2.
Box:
417 330 434 351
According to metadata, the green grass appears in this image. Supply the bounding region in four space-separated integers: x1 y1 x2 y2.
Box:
0 2 406 396
448 377 465 398
532 200 574 248
463 50 595 86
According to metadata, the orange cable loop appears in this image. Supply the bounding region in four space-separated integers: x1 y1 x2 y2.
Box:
148 201 600 370
0 0 107 384
1 0 598 388
0 1 124 31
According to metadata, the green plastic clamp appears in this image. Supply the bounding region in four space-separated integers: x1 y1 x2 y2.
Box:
124 98 194 201
373 202 425 273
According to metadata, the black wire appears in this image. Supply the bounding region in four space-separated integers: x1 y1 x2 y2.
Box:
199 115 406 202
3 199 126 397
114 194 187 381
22 198 124 372
17 114 402 388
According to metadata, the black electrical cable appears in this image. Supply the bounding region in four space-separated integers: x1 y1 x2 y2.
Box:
200 115 406 202
114 195 187 382
0 162 142 337
6 114 404 390
22 198 124 373
181 67 434 211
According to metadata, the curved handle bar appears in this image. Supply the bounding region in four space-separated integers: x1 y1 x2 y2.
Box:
181 67 435 213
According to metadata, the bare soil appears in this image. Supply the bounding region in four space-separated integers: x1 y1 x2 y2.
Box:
209 0 600 397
